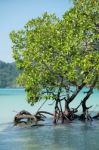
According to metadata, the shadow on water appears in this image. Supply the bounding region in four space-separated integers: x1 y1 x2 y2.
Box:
0 119 99 150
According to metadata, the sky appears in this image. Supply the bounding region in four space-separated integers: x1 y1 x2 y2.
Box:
0 0 72 63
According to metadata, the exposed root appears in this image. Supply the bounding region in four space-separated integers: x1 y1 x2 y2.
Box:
93 113 99 119
14 109 99 127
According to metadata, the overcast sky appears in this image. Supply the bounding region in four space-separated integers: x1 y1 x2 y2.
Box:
0 0 72 62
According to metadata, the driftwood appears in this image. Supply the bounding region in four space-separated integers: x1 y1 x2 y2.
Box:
36 111 54 116
14 110 54 126
14 110 44 126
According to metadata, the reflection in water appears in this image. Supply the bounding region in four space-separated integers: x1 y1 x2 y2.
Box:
0 120 99 150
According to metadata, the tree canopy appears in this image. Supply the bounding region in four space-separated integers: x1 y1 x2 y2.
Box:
10 0 99 109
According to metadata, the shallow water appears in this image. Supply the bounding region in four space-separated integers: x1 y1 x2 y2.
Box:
0 88 99 150
0 121 99 150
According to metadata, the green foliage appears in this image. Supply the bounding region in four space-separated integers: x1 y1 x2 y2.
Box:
62 0 99 84
10 1 99 105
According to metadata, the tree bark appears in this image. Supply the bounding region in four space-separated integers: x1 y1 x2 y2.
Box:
80 76 98 121
63 82 86 120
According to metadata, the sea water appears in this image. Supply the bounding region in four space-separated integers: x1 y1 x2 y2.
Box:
0 88 99 150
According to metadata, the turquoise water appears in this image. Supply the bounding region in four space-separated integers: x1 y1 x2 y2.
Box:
0 88 99 150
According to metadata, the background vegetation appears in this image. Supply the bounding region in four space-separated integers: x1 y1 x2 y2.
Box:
0 60 20 88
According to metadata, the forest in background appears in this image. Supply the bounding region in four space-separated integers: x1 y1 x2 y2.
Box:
0 60 20 88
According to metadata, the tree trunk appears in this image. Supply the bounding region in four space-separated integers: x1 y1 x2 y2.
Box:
80 76 98 121
53 100 60 124
68 82 86 103
64 100 74 120
63 82 85 120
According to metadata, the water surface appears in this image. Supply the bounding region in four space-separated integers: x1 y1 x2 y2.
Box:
0 88 99 150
